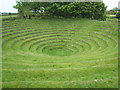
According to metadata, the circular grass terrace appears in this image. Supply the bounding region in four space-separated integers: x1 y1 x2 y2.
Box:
2 18 118 88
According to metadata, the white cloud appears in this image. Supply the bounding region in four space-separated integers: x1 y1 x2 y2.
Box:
0 0 17 13
103 0 119 10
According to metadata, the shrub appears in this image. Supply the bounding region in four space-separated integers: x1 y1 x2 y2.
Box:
116 12 120 18
46 2 107 20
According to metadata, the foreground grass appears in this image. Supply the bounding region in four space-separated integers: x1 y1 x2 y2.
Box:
2 18 118 88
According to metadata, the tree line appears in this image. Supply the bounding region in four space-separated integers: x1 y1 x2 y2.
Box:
14 2 107 20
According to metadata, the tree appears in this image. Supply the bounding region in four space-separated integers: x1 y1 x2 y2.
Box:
14 2 107 20
46 2 107 20
14 2 52 18
116 12 120 18
13 2 31 19
112 7 120 11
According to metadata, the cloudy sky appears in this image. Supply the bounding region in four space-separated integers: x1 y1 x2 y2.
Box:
0 0 119 13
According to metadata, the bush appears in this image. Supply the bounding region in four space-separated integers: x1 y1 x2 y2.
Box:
116 12 120 18
14 2 107 20
46 2 107 20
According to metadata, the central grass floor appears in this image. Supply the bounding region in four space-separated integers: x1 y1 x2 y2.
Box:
2 18 118 88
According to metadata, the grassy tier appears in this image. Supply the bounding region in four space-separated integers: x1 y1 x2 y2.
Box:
2 18 118 88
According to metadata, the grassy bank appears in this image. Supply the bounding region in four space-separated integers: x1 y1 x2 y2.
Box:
2 18 118 88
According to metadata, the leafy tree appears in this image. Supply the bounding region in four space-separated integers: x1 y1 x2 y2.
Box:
116 12 120 18
14 2 52 18
106 10 117 15
13 2 31 19
112 7 120 11
14 2 107 20
46 2 107 20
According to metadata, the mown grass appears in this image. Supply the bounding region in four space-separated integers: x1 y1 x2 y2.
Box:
106 14 116 18
1 15 18 19
2 17 118 88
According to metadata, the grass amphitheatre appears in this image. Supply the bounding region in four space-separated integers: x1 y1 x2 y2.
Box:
2 2 118 88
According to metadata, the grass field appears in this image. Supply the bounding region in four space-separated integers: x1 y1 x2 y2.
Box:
1 15 18 19
106 14 116 17
2 18 118 88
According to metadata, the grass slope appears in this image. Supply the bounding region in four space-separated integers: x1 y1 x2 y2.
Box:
2 18 118 88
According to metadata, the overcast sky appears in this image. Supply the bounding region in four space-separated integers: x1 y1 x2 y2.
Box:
0 0 119 13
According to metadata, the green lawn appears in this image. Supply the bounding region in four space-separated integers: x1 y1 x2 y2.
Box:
1 15 18 19
106 14 117 18
2 18 118 88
